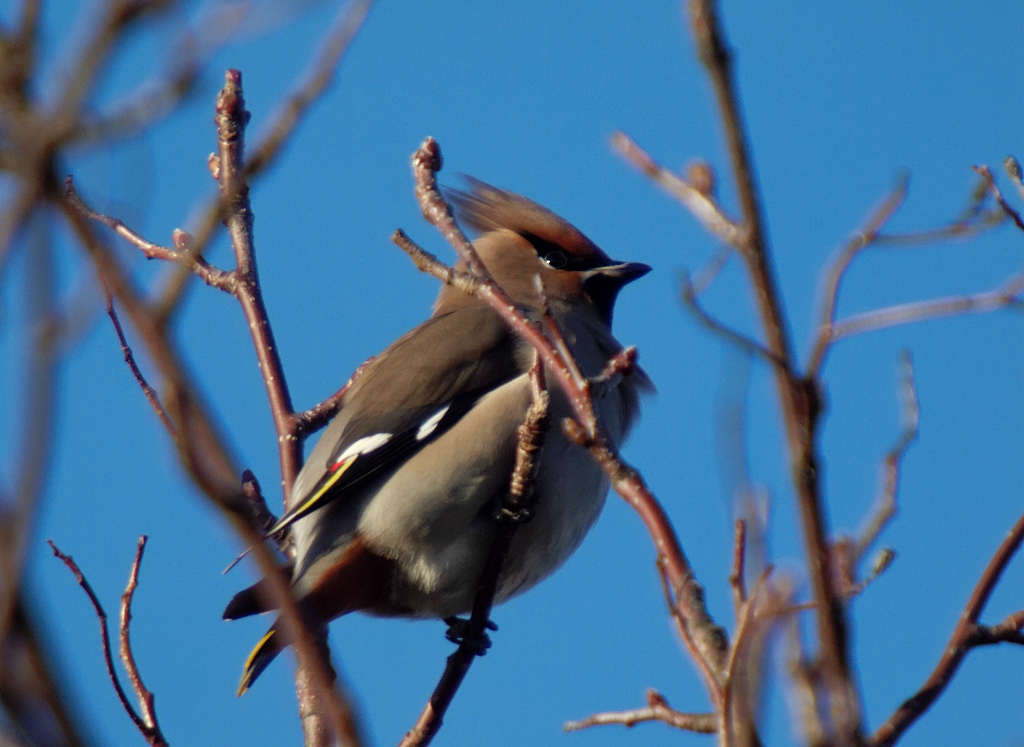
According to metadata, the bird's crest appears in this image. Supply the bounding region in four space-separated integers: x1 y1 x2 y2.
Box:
446 177 604 260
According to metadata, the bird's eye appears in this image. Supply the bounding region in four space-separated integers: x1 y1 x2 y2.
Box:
542 250 568 269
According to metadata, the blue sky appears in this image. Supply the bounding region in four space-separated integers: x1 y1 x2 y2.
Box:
2 1 1021 745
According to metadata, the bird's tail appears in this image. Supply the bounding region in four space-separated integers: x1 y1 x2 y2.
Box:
237 624 284 696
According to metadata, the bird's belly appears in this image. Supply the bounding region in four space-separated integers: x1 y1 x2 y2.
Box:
359 379 622 619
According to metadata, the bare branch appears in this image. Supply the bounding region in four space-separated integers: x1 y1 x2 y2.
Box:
830 271 1024 342
391 228 484 299
294 357 374 437
245 0 374 176
855 352 919 560
571 420 727 702
405 140 602 435
721 568 774 747
0 181 41 274
869 511 1024 747
612 130 740 247
681 269 784 368
687 1 860 738
64 177 235 291
105 293 177 440
590 345 638 390
974 163 1024 231
807 178 908 376
118 537 167 745
151 0 375 322
1004 156 1024 202
48 539 169 747
59 182 365 747
400 138 728 709
52 0 170 140
729 519 748 612
967 610 1024 647
564 689 717 734
399 360 550 747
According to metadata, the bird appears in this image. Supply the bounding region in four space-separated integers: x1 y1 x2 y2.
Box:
223 177 652 694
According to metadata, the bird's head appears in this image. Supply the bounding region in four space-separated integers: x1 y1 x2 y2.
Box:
442 177 650 325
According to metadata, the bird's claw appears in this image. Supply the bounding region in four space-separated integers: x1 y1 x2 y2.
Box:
444 616 497 655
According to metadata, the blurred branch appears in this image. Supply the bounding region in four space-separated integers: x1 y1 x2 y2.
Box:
0 182 42 275
1 2 376 743
68 1 248 146
51 0 172 141
829 271 1024 342
685 2 861 741
63 194 364 746
152 0 375 323
855 352 919 561
66 69 367 747
807 177 908 376
809 169 1021 374
47 538 169 747
564 689 717 734
612 130 740 247
869 511 1024 747
721 568 775 747
399 360 549 747
729 519 748 612
1004 156 1024 202
680 268 783 368
0 590 92 747
974 163 1024 231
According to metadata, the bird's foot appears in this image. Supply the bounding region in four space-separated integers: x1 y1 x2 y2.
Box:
444 616 498 655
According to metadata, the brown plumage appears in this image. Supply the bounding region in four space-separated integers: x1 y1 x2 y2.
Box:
224 178 651 693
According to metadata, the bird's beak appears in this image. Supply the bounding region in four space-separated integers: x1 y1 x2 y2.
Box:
588 261 652 286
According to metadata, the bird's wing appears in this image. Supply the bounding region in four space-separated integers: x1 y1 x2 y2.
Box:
266 305 524 536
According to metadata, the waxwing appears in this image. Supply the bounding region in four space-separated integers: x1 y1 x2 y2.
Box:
224 178 652 693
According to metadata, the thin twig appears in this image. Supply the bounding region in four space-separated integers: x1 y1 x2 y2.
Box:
807 178 908 376
612 131 740 247
59 185 363 747
855 352 919 560
869 511 1024 747
564 689 717 734
1004 156 1024 203
211 69 364 747
47 539 169 747
729 519 748 612
681 269 784 369
294 357 374 437
118 537 166 744
151 0 375 322
720 568 773 747
211 70 305 495
967 610 1024 647
105 292 177 440
653 555 725 708
65 178 234 291
399 360 550 747
408 138 599 436
590 345 638 391
689 245 732 297
974 164 1024 231
830 271 1024 342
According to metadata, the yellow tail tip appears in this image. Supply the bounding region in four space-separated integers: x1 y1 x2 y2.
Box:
237 628 276 696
